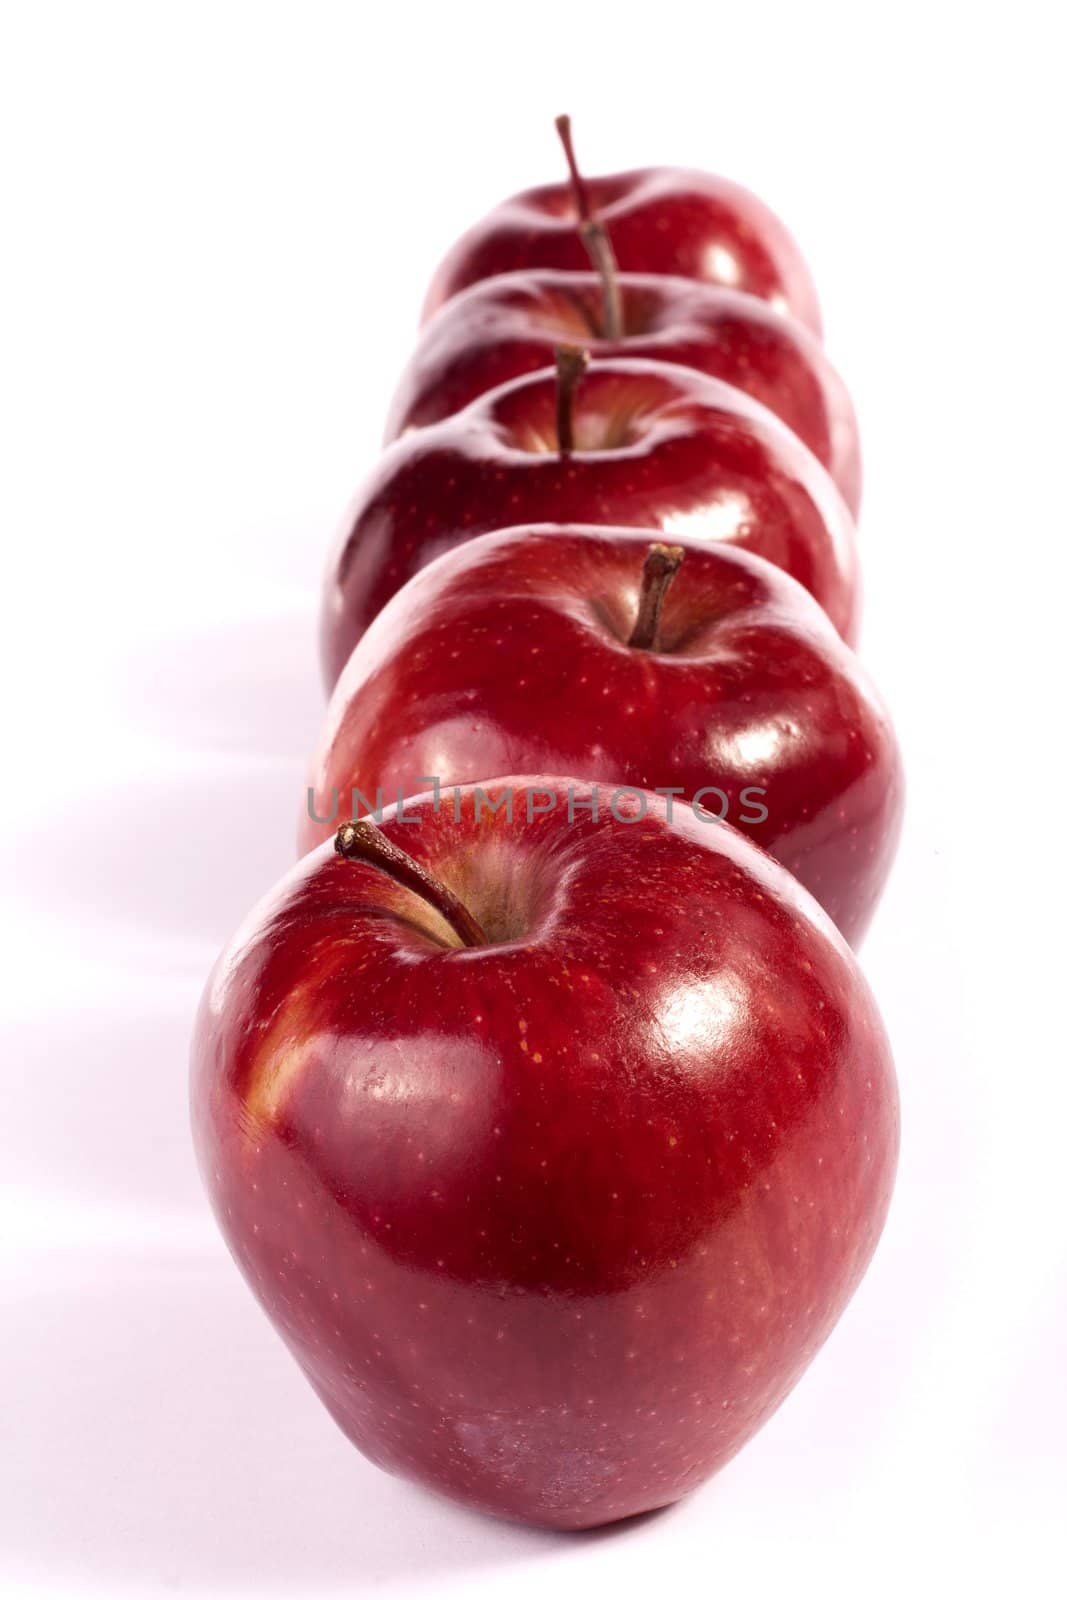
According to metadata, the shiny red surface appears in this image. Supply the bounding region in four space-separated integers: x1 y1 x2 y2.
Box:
305 528 901 945
421 166 822 335
192 783 898 1529
321 359 859 688
390 272 860 513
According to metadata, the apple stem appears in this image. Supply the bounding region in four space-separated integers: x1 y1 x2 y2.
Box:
554 113 624 340
334 819 489 949
555 344 590 457
628 543 686 651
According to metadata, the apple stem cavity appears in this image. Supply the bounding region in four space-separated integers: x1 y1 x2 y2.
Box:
628 543 686 651
555 344 590 457
554 113 624 340
334 819 489 950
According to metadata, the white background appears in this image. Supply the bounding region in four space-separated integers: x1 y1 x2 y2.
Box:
2 2 1064 1595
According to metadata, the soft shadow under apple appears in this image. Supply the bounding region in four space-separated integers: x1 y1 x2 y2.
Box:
0 1243 571 1593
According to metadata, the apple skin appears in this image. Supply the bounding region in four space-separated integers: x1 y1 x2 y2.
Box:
421 166 822 336
389 272 860 515
304 527 901 946
192 781 898 1529
321 358 859 690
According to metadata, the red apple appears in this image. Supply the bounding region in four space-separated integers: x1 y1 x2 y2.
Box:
322 355 859 689
389 271 861 514
305 527 901 945
423 116 822 335
192 782 898 1529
